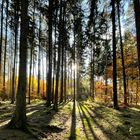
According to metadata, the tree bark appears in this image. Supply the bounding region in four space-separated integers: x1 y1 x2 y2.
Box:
11 0 19 104
54 0 62 109
28 48 33 104
60 6 65 103
133 0 140 74
37 6 41 97
0 0 4 75
111 0 119 109
3 0 9 95
46 0 53 106
7 0 29 129
116 0 127 106
52 3 58 103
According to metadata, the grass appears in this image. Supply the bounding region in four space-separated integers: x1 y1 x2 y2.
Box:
0 99 140 139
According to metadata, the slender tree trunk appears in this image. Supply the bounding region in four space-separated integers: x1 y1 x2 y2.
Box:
126 77 130 104
52 6 57 103
136 79 138 105
90 44 95 99
28 48 33 104
131 79 133 105
70 62 73 99
28 0 35 103
73 63 76 102
63 0 67 102
0 0 4 75
89 0 97 100
105 69 108 102
37 9 41 97
133 0 140 74
54 41 61 109
11 2 19 104
64 47 67 102
60 31 64 103
90 48 93 97
105 39 108 102
42 52 45 97
32 55 35 93
67 55 70 100
112 0 119 109
7 0 29 129
46 0 53 106
60 4 67 103
73 15 76 102
54 0 62 109
52 55 55 103
3 0 9 95
9 36 13 98
117 0 127 106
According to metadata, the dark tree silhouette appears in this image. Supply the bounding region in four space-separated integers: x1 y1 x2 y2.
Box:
133 0 140 73
7 0 29 129
111 0 119 109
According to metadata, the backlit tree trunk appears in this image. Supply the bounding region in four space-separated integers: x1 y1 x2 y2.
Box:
133 0 140 74
116 0 127 106
3 0 9 95
46 0 53 106
11 0 19 104
0 0 4 75
111 0 119 109
7 0 29 129
54 0 62 109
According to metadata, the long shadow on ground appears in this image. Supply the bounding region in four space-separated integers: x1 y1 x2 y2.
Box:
69 101 76 140
0 100 71 140
79 101 140 140
27 100 71 139
79 102 114 140
78 102 108 140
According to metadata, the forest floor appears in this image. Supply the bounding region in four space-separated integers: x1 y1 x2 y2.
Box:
0 99 140 140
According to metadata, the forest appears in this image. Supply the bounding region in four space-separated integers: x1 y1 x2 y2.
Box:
0 0 140 139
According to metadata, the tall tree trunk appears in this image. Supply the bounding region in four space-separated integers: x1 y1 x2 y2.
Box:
0 0 4 76
46 0 53 106
77 61 80 99
11 1 19 104
116 0 127 106
42 51 45 97
9 35 13 98
90 44 95 99
111 0 119 109
32 55 35 93
71 61 73 99
7 0 29 129
60 2 67 103
28 0 35 103
105 38 108 102
92 45 95 99
60 20 64 103
3 0 9 95
64 46 67 102
133 0 140 74
37 9 41 97
28 48 33 104
52 5 58 103
28 0 35 104
54 0 62 109
60 50 64 103
73 15 76 102
89 0 97 99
